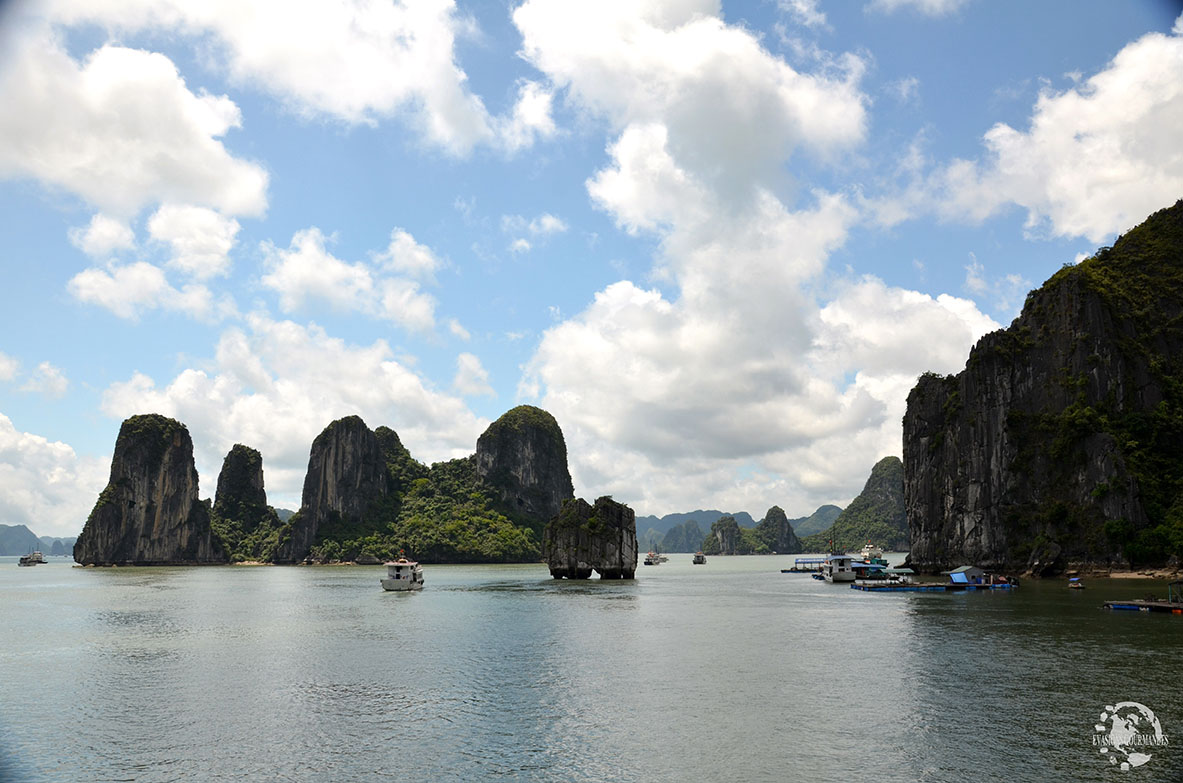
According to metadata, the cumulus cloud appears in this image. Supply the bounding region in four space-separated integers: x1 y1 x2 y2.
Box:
498 80 558 152
19 362 70 399
512 0 998 516
933 25 1183 242
41 0 540 155
99 315 488 507
375 229 443 281
67 260 231 321
261 227 439 333
452 352 494 397
0 28 267 217
68 214 135 257
0 413 109 538
147 204 241 280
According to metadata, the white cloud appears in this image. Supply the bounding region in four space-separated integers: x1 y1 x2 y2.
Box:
19 362 70 399
0 29 267 217
498 80 557 152
68 214 135 257
447 319 471 341
780 0 827 29
511 1 1001 516
375 228 443 281
933 25 1183 241
99 315 488 508
261 228 374 312
508 238 532 254
452 352 494 397
515 0 867 203
261 227 439 333
42 0 529 155
147 204 241 280
0 413 109 538
888 76 920 104
867 0 968 16
67 260 230 321
0 353 18 382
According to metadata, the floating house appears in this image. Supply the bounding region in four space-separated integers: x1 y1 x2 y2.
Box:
945 565 985 585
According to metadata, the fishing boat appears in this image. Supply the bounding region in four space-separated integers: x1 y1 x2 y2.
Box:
692 551 706 564
1069 577 1085 589
823 554 855 583
380 558 424 591
18 551 46 567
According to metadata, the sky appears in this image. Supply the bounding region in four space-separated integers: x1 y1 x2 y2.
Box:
1 0 1182 538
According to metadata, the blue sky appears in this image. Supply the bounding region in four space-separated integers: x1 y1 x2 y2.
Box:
1 0 1182 537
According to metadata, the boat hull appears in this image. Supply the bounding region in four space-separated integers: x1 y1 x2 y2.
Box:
824 572 856 583
381 579 424 591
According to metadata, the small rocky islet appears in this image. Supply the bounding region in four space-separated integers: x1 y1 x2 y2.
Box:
73 200 1183 577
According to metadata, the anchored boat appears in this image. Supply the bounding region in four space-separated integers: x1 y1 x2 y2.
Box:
18 551 46 567
823 554 856 583
380 558 424 591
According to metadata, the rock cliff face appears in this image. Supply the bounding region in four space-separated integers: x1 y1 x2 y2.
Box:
705 515 741 555
274 416 390 563
213 444 269 525
544 496 637 579
210 444 284 560
755 506 803 553
904 200 1183 573
475 406 574 531
660 519 706 552
75 414 225 565
803 457 906 552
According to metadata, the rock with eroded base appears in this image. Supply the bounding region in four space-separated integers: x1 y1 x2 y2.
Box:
544 496 637 579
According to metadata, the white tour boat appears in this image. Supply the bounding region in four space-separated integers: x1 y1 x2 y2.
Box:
380 558 424 591
823 554 856 583
692 551 706 565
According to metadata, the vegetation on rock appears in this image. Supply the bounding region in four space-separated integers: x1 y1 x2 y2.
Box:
905 199 1183 571
801 457 906 552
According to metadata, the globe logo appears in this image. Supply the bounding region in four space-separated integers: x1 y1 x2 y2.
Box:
1093 701 1168 771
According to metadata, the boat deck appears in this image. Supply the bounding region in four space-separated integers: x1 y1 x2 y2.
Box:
1103 600 1183 613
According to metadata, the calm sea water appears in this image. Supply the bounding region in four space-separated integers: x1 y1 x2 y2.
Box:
1 554 1180 782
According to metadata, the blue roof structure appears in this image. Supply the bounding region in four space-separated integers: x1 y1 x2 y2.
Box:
950 572 969 584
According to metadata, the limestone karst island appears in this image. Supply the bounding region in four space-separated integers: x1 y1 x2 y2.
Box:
68 200 1183 579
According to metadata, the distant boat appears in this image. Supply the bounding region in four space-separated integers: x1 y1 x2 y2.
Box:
18 551 46 567
380 558 424 591
1069 577 1085 590
644 551 659 565
857 542 888 566
692 551 706 565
